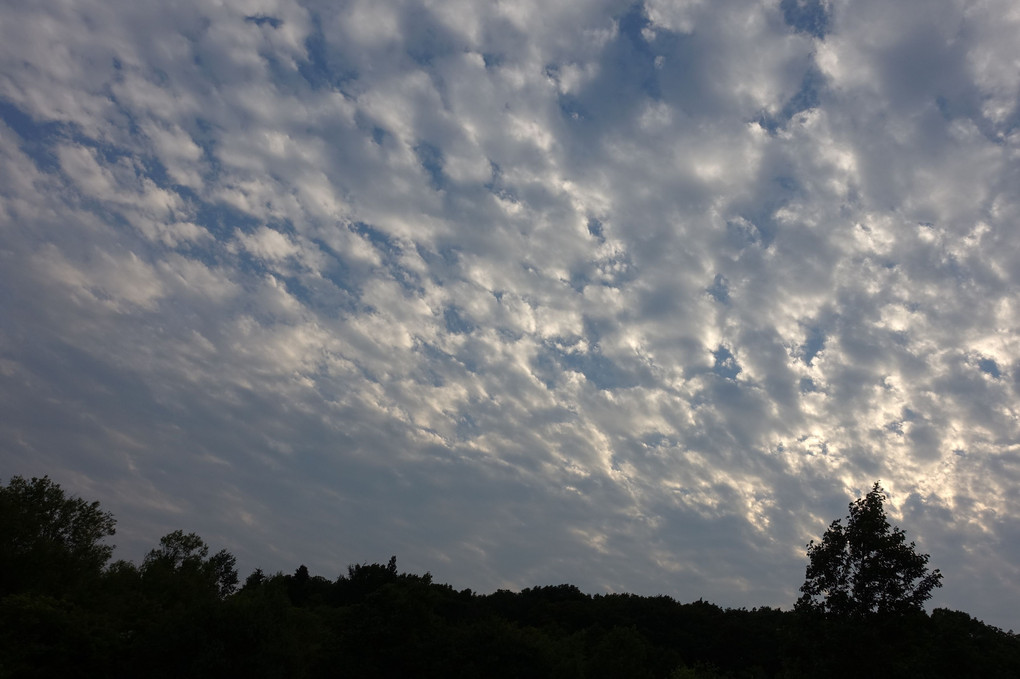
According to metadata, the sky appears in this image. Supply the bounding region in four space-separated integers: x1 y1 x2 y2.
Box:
2 0 1019 630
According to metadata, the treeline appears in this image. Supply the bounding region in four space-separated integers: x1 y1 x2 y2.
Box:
3 476 1020 678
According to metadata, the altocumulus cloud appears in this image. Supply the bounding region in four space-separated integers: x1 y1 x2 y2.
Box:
2 0 1019 629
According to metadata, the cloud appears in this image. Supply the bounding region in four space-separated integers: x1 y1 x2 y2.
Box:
2 0 1019 630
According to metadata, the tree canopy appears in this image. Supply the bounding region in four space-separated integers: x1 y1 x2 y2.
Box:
0 475 116 597
796 482 942 618
5 475 1019 677
142 529 239 599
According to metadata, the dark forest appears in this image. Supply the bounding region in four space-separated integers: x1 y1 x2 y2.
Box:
3 475 1018 678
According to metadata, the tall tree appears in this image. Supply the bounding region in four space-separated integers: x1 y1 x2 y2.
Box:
142 529 239 599
0 475 116 597
796 482 942 618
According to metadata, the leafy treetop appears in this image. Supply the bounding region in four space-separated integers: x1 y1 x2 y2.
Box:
142 529 239 598
0 475 116 597
797 482 942 619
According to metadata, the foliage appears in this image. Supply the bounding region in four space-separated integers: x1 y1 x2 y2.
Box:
5 477 1020 677
0 475 116 598
796 482 942 619
142 529 239 599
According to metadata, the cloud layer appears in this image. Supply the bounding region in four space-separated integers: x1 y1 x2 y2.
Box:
2 0 1019 629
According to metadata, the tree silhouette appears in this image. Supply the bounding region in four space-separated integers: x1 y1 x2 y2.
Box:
796 482 942 618
142 529 239 599
0 475 116 598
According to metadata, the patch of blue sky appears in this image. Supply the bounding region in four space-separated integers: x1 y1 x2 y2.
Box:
192 198 262 242
707 274 730 304
0 99 65 173
136 153 177 192
783 65 824 114
412 244 463 288
495 326 524 345
164 117 224 181
439 244 464 269
414 142 445 191
351 221 400 258
935 95 956 122
556 347 641 391
800 325 826 365
551 3 666 130
306 248 364 303
244 14 282 29
443 305 474 335
557 94 590 123
228 241 363 322
418 339 478 380
779 0 830 40
775 175 800 193
616 2 661 100
567 268 591 293
0 99 225 262
57 119 171 206
403 7 459 68
991 109 1020 140
484 162 518 204
530 348 561 390
0 97 151 182
259 50 314 97
712 346 741 380
758 65 826 133
977 358 1001 378
297 13 357 93
350 221 427 296
798 377 820 393
288 272 363 319
229 243 281 283
581 315 612 346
